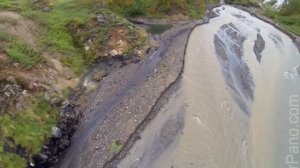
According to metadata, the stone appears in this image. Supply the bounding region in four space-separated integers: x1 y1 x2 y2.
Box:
110 49 119 56
52 127 62 138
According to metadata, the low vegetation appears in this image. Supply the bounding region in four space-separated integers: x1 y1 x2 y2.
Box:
0 97 58 168
110 140 123 154
0 32 42 69
262 0 300 35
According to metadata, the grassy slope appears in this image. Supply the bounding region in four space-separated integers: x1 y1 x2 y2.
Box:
0 32 42 69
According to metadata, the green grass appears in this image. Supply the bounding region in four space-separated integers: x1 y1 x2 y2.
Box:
20 3 93 73
0 0 94 73
276 14 300 36
0 97 58 168
0 0 31 11
146 24 172 35
5 40 42 69
0 151 26 168
0 32 42 69
0 98 58 155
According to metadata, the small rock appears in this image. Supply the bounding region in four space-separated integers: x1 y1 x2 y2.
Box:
39 154 48 160
110 49 119 56
52 127 62 138
22 90 27 95
29 162 35 167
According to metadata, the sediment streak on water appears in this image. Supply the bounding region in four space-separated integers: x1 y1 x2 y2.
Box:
118 5 300 168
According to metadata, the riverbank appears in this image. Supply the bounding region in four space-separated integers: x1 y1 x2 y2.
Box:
57 18 206 168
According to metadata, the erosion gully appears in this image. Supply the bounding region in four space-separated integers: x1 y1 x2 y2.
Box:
117 5 300 168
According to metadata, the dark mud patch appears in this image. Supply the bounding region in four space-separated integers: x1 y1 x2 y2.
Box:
253 33 265 62
214 22 254 115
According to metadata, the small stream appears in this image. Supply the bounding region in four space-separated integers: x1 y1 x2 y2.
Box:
118 5 300 168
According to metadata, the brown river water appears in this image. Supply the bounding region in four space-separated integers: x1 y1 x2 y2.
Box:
117 5 300 168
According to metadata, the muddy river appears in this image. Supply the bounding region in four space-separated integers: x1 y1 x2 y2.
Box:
118 5 300 168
